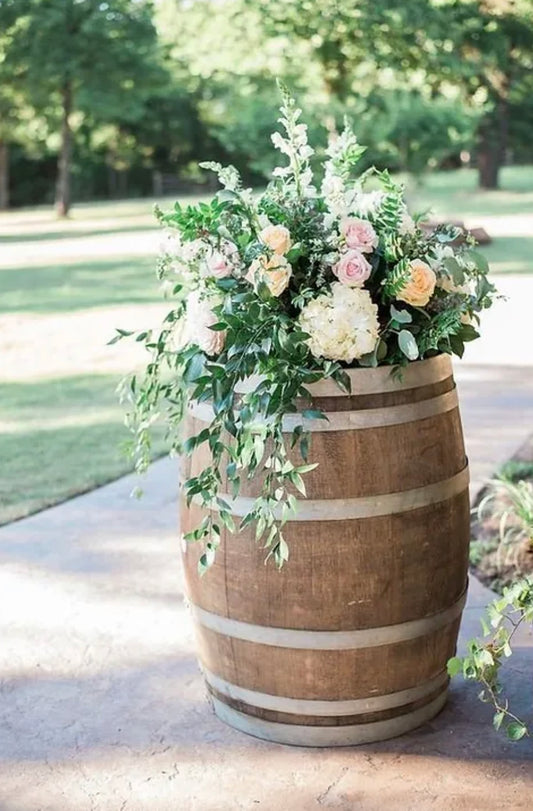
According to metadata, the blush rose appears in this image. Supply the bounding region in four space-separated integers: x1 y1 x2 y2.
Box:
340 217 378 253
332 249 372 287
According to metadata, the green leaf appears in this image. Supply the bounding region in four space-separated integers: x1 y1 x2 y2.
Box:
465 249 489 273
184 352 205 382
182 436 197 454
277 537 289 564
295 463 318 474
290 472 306 496
493 712 505 732
398 329 419 361
475 649 494 668
459 324 479 343
506 722 528 741
447 656 463 677
215 277 238 291
390 304 412 324
107 328 134 345
443 257 465 285
301 409 327 421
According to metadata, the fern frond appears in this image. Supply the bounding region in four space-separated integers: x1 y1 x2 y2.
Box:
382 257 411 298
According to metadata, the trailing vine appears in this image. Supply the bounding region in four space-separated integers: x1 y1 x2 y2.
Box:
115 85 496 574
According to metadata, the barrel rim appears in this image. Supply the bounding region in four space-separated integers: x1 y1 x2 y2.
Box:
233 354 452 397
189 386 459 433
210 690 448 746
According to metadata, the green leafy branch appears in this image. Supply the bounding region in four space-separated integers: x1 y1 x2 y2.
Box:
448 577 533 741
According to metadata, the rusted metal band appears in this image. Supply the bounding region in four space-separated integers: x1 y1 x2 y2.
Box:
203 668 448 716
211 690 448 746
196 464 469 521
190 589 467 650
189 387 459 433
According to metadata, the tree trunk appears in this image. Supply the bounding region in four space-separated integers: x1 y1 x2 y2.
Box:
478 140 499 189
477 96 509 190
0 141 9 210
56 81 73 217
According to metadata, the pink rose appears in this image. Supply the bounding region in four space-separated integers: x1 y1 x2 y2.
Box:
332 249 372 287
340 217 378 253
205 249 232 279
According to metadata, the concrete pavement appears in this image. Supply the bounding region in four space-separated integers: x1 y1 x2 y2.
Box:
1 278 533 810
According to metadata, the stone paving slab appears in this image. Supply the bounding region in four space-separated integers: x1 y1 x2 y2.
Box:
1 362 533 810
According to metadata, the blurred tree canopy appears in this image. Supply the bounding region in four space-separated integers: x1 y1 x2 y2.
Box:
0 0 531 210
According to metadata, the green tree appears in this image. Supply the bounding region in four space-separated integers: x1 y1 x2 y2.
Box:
255 0 533 188
409 0 533 188
1 0 163 216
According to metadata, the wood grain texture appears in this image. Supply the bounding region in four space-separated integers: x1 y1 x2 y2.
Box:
186 408 466 499
182 491 470 630
180 355 470 739
194 620 461 701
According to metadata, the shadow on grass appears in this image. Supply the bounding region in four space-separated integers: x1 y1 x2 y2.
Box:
0 374 168 525
0 256 160 314
0 224 155 244
481 236 533 274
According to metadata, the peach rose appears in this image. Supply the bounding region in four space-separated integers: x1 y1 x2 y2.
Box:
340 217 378 253
332 249 372 287
259 224 292 255
246 254 292 297
397 259 436 307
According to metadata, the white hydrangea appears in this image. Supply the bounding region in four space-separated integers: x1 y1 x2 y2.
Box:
183 290 225 356
299 283 380 363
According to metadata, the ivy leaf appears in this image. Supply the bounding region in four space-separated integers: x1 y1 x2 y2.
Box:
447 656 462 677
506 722 528 741
398 329 419 360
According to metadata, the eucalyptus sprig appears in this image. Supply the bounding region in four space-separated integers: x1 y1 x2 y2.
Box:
116 83 495 574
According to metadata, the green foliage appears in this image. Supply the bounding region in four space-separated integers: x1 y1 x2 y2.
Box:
121 88 496 573
449 577 533 741
477 477 533 568
0 0 167 212
4 0 533 208
499 460 533 484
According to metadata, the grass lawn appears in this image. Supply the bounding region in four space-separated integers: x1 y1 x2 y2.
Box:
0 167 532 525
406 165 533 275
0 197 177 525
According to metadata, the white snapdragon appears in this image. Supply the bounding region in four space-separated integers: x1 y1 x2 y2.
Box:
271 87 315 197
351 191 385 218
299 283 380 363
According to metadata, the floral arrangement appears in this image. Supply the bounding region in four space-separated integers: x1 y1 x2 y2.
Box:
117 85 495 573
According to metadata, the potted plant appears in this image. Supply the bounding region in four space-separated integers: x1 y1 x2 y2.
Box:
117 86 496 746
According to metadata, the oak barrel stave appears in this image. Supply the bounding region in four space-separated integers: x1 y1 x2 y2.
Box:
180 355 470 745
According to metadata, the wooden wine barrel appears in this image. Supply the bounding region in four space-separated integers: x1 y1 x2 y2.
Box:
180 354 470 746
